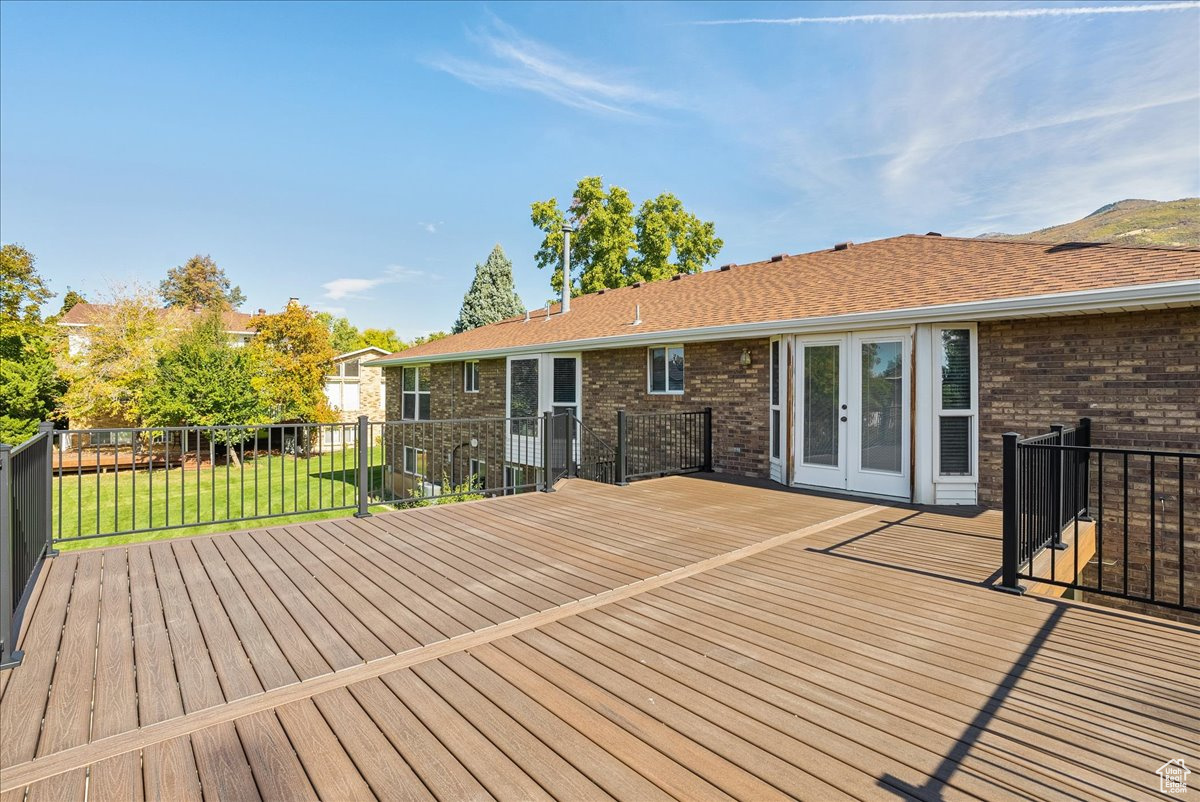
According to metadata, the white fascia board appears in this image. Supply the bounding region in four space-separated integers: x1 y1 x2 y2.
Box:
365 279 1200 367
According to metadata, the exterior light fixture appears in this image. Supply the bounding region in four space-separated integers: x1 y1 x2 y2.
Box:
740 348 752 367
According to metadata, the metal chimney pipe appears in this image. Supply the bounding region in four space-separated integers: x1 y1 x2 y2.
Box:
561 224 575 315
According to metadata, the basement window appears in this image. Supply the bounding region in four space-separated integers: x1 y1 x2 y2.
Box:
648 346 685 394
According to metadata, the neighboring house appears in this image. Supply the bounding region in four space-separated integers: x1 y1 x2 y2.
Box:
323 346 388 445
367 235 1199 507
56 303 261 440
58 302 258 357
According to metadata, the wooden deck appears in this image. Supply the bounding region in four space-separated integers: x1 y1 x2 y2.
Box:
1 475 1196 801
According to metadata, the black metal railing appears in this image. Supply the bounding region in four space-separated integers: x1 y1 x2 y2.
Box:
1000 418 1199 614
575 417 617 484
617 408 713 483
2 423 55 668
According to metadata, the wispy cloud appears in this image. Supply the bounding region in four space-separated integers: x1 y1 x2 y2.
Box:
418 221 442 234
321 266 429 301
693 3 1199 26
427 15 674 116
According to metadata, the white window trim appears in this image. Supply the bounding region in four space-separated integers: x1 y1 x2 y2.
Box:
503 463 527 495
401 365 431 421
769 336 784 465
469 457 486 481
464 360 480 393
932 323 978 481
647 344 685 395
403 445 427 477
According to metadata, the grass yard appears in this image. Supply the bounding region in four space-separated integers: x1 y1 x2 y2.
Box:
54 446 395 550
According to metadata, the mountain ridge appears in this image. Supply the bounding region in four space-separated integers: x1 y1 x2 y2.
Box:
978 198 1199 247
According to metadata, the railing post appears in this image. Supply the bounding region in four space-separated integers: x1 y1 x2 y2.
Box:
39 423 57 556
0 442 20 669
1078 417 1093 521
997 432 1025 595
354 416 371 518
541 411 555 493
615 410 628 486
702 407 714 473
1049 423 1067 550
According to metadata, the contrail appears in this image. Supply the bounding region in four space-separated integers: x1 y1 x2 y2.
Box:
692 2 1200 26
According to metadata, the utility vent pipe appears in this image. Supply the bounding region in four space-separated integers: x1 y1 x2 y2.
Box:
633 304 641 326
561 224 575 315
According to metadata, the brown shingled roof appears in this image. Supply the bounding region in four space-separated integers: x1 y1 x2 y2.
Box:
59 303 257 332
375 235 1200 363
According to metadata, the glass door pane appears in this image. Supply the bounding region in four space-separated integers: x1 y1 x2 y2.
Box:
859 341 903 473
802 345 840 466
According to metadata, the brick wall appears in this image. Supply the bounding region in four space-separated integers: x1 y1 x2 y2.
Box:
383 340 772 483
582 339 771 478
977 307 1200 622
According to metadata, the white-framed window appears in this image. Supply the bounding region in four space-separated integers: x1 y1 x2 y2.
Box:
324 380 361 412
934 325 977 478
769 337 783 462
403 446 427 477
507 357 539 436
402 366 431 420
468 458 486 489
503 464 528 495
464 361 480 393
648 345 685 394
330 359 360 379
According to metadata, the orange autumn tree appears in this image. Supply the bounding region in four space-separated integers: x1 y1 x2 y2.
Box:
247 300 336 423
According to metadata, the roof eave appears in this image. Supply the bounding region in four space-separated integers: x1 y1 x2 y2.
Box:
364 279 1200 366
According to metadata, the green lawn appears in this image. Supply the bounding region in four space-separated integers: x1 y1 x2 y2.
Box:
54 446 396 550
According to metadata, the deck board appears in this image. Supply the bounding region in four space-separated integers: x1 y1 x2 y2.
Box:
3 475 1196 801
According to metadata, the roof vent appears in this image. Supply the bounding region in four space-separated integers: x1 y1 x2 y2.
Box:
770 253 787 262
719 263 734 271
926 231 942 237
633 304 641 326
671 274 683 281
833 241 852 251
632 281 643 288
524 310 530 322
597 288 606 294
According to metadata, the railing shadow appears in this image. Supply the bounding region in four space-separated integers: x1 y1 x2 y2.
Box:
876 604 1068 800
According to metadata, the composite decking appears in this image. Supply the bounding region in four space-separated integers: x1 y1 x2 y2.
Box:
0 475 1196 801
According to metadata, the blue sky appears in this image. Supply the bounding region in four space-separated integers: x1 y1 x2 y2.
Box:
2 1 1198 337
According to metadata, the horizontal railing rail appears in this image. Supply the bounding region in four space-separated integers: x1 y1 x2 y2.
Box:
2 423 55 669
1000 419 1199 614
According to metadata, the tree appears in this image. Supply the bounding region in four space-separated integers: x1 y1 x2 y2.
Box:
531 177 723 295
315 312 362 353
57 288 184 427
160 254 246 310
358 327 405 353
58 289 85 318
452 245 526 333
142 313 268 460
411 331 448 347
247 300 336 422
0 244 63 442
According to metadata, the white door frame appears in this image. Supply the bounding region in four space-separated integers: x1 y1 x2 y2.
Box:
790 330 911 499
504 353 582 467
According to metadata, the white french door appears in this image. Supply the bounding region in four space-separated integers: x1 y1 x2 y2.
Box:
792 330 910 498
505 353 582 467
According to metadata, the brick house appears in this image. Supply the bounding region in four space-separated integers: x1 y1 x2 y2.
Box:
368 235 1199 508
324 346 388 435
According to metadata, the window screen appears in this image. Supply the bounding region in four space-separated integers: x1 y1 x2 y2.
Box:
553 358 577 404
939 417 971 475
940 329 972 409
509 359 538 419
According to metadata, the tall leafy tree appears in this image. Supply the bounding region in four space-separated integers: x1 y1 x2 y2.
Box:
57 288 185 427
160 254 246 310
57 289 86 318
0 244 63 442
358 327 406 353
452 245 526 333
315 312 362 353
247 300 336 422
531 177 723 295
143 313 268 459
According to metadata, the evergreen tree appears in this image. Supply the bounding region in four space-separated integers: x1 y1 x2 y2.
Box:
160 254 245 310
452 245 526 334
